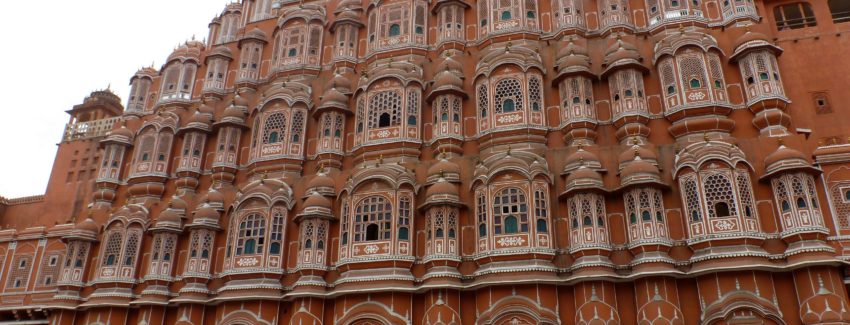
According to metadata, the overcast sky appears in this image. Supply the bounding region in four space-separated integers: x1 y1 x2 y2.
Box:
0 1 229 198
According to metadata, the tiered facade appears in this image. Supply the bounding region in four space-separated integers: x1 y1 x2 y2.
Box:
3 0 850 324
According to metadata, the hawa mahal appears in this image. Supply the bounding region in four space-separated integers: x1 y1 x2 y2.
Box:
2 0 850 324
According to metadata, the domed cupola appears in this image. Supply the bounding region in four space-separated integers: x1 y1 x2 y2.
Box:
427 66 466 101
295 191 335 222
188 202 221 229
618 148 665 189
602 37 647 77
553 37 595 84
167 40 204 65
563 164 606 196
730 29 782 62
305 169 336 197
239 27 268 45
563 145 604 173
65 214 101 242
422 175 462 208
762 140 820 180
197 187 225 210
426 154 461 184
152 202 184 232
217 101 248 127
317 85 350 112
102 123 135 146
181 110 213 134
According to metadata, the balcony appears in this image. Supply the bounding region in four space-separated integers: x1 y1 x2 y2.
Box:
62 117 121 142
649 9 705 27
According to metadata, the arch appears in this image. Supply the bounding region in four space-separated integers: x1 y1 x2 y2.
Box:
218 310 272 325
673 141 754 177
702 291 786 325
477 295 559 325
336 301 409 325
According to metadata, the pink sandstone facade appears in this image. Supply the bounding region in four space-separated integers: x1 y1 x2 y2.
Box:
3 0 850 324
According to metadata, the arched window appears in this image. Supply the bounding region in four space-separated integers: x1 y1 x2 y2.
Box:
262 112 286 144
502 11 512 20
494 78 523 113
478 84 489 118
504 216 519 233
366 224 380 240
536 219 548 232
102 232 122 266
493 188 528 234
236 213 266 255
368 90 403 129
354 196 393 242
704 173 738 219
714 202 730 217
389 24 401 36
797 197 807 208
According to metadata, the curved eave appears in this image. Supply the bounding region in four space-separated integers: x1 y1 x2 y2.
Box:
312 105 352 118
600 59 649 79
760 164 821 181
185 221 221 230
430 0 471 14
426 85 468 102
418 197 466 210
559 182 608 197
177 123 212 135
213 118 248 130
551 67 597 86
99 137 134 148
294 211 336 223
730 42 783 63
329 17 365 32
613 179 669 193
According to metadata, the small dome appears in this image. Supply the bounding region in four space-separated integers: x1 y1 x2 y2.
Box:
330 73 353 93
198 101 216 114
188 111 212 125
433 69 464 90
307 172 335 191
765 144 807 167
619 145 657 165
199 188 225 207
110 125 134 139
564 147 602 171
233 93 251 107
566 165 603 184
222 103 246 120
436 56 464 73
169 195 188 212
319 87 349 108
427 157 460 177
240 28 268 43
556 40 589 62
75 217 99 233
157 209 182 225
621 156 660 180
193 204 220 223
604 39 642 65
304 191 332 209
426 178 459 197
207 46 234 61
734 29 771 53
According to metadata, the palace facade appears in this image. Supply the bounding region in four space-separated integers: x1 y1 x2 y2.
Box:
3 0 850 324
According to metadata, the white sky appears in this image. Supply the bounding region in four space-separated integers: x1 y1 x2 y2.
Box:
0 1 230 198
